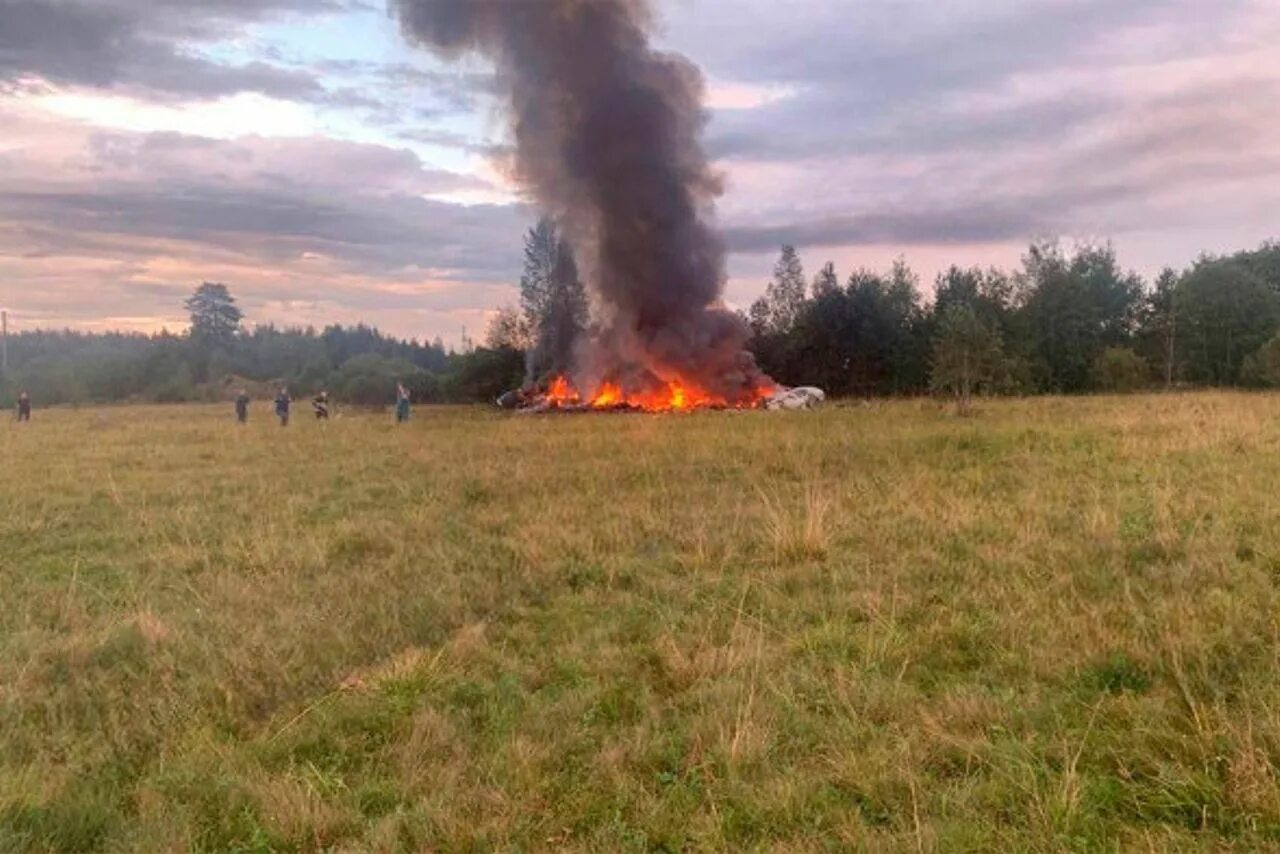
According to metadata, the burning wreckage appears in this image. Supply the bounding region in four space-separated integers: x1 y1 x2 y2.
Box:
496 379 825 414
393 0 824 415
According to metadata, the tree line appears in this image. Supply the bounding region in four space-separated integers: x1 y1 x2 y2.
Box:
746 239 1280 406
0 283 526 408
4 229 1279 409
0 220 593 410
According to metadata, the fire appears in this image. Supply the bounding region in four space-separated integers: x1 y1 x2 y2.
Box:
592 382 623 407
546 375 579 405
535 375 774 412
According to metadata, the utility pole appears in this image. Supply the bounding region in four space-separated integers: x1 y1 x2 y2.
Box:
1 310 8 373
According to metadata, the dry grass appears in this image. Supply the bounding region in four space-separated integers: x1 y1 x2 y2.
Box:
2 392 1280 850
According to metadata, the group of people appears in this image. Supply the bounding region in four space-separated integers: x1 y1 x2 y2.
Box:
235 383 413 426
11 384 414 425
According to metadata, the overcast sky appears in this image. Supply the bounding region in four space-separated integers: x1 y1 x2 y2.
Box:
1 0 1277 342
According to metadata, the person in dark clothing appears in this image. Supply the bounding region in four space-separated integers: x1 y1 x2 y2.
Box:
235 390 250 424
395 382 411 424
312 391 330 420
16 391 31 422
275 388 291 426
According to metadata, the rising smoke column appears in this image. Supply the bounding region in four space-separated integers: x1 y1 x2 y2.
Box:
392 0 772 402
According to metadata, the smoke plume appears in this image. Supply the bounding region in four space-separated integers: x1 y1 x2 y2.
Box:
392 0 772 402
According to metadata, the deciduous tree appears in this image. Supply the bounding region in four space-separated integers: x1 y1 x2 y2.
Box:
1018 241 1143 392
930 306 1004 414
1177 259 1280 385
759 245 807 334
484 306 532 351
812 261 840 298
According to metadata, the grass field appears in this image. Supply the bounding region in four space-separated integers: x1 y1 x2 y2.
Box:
3 393 1280 851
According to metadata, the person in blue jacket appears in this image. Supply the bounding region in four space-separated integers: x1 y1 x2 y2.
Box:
275 388 291 426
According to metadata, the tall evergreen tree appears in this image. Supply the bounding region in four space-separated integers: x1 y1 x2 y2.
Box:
541 240 588 374
184 283 243 344
518 218 588 380
519 219 558 333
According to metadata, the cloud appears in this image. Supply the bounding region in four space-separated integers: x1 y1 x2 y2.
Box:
2 0 1279 335
0 105 531 339
683 0 1271 167
671 0 1280 264
0 0 350 101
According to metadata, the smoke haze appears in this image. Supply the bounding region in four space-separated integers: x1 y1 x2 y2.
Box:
392 0 773 401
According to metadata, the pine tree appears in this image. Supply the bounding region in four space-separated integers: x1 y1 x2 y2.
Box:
184 282 243 344
518 218 588 379
519 219 558 333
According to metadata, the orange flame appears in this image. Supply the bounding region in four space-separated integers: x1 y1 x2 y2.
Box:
545 375 579 405
537 374 771 412
592 382 623 407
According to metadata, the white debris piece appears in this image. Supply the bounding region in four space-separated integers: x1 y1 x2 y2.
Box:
765 386 826 411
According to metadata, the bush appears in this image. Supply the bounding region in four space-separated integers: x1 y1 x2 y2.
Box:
331 355 424 407
402 371 444 404
1092 347 1148 393
444 347 525 404
1241 333 1280 388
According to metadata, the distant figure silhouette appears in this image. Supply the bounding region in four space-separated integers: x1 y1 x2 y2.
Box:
395 382 411 424
235 390 250 424
16 391 31 423
312 391 330 420
275 388 291 427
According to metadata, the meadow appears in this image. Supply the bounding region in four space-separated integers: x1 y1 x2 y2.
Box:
2 393 1280 852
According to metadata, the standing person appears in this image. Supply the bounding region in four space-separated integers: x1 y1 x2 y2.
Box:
235 389 250 424
16 391 31 423
312 390 330 421
395 381 411 424
275 387 291 427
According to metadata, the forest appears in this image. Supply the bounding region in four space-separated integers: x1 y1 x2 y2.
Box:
3 224 1279 408
745 239 1280 401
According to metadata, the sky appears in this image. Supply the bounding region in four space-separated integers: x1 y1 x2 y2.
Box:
1 0 1277 344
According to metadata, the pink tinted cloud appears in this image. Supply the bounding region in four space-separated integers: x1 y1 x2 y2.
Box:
0 100 526 342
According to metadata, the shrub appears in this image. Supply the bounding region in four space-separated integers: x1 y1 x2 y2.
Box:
444 347 525 404
1092 347 1148 393
1240 332 1280 388
331 355 425 407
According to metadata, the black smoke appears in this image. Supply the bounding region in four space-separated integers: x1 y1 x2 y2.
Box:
392 0 773 402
